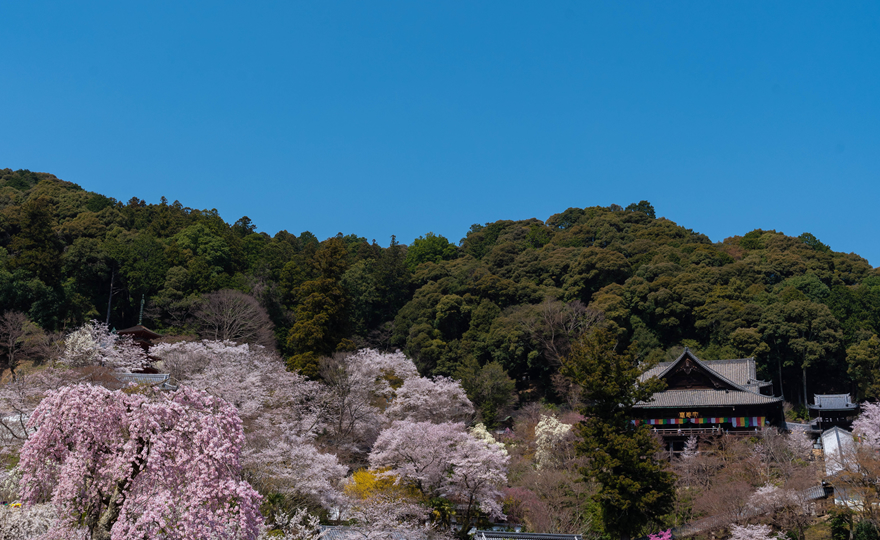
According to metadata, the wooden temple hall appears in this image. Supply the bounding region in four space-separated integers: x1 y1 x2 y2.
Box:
634 348 784 452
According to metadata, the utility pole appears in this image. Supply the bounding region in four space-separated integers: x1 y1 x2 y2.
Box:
105 268 115 325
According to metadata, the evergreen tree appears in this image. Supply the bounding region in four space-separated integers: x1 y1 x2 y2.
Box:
7 196 62 286
561 328 674 540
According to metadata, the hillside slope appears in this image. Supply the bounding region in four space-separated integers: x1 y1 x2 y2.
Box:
2 168 878 403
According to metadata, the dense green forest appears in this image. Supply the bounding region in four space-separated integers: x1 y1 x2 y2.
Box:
2 168 879 405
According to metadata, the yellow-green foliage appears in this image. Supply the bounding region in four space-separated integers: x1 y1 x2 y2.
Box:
344 467 421 502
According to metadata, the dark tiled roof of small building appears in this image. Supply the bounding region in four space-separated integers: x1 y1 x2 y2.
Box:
116 325 162 339
475 532 583 540
319 526 414 540
114 372 177 390
809 393 858 411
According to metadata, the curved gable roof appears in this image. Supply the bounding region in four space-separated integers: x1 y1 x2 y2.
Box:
636 348 782 409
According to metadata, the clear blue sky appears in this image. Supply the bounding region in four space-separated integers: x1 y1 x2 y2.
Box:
2 2 879 265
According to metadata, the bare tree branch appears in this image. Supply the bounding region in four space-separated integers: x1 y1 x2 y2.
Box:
522 298 603 366
193 289 275 349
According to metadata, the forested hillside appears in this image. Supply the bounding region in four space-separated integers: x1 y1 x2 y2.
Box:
2 168 879 405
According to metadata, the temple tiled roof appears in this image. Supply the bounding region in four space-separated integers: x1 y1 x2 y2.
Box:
319 527 411 540
634 389 782 408
475 532 583 540
641 357 757 386
114 373 177 390
636 349 782 409
808 393 858 411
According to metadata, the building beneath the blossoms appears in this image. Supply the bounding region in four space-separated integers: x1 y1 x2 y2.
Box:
633 348 785 451
117 324 162 373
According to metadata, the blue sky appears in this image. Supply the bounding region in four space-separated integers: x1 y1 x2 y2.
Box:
2 2 879 265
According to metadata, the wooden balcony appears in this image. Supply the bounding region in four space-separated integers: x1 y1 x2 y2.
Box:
649 426 765 437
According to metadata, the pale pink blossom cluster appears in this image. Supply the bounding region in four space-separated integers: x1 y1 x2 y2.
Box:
681 436 699 460
854 401 880 449
0 503 59 539
152 340 347 508
155 341 328 438
19 384 263 540
318 349 501 532
0 367 73 450
341 494 451 540
728 523 783 540
345 349 420 397
369 419 509 527
321 349 474 455
258 508 327 540
748 483 800 512
60 321 149 372
785 431 814 459
384 376 473 423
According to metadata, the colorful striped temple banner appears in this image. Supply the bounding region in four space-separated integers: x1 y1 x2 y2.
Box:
631 417 765 427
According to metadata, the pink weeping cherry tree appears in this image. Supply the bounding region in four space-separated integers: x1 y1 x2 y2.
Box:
18 384 263 540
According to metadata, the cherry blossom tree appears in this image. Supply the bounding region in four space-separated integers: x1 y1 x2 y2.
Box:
319 349 420 457
345 348 420 400
60 321 148 372
647 530 672 540
384 376 473 423
153 341 328 438
340 468 451 540
854 401 880 449
19 384 263 540
259 508 328 540
0 367 76 453
682 436 699 460
368 420 508 538
319 353 385 456
728 523 780 540
750 483 814 540
247 436 348 509
152 340 346 509
341 494 447 540
0 503 57 539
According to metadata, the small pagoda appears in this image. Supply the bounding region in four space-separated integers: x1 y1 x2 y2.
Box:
116 325 162 353
117 325 162 373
